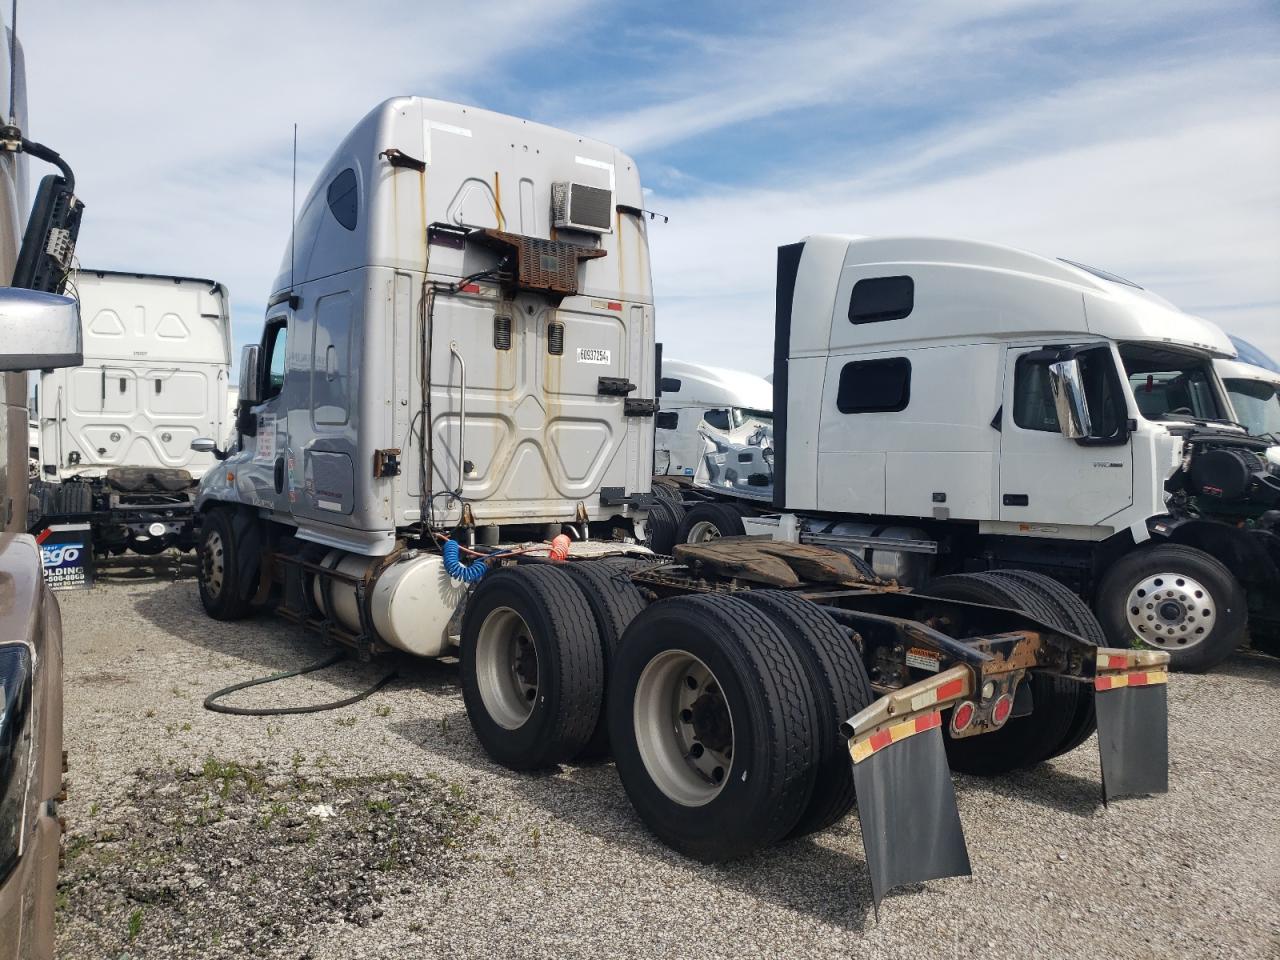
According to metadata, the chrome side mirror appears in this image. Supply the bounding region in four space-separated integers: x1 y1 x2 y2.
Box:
239 344 262 406
1049 358 1092 440
0 289 82 372
191 437 217 454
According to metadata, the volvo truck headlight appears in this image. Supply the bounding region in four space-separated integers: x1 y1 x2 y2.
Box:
0 643 35 883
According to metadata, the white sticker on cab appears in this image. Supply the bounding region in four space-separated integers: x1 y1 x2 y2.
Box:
576 347 611 365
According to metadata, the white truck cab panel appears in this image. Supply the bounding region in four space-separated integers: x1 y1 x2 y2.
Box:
781 235 1237 533
201 98 655 557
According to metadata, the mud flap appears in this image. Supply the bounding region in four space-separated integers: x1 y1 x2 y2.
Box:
1095 681 1169 802
850 715 971 914
1093 649 1170 802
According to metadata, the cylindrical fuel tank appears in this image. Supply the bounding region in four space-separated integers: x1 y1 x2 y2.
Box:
312 551 468 657
805 520 935 588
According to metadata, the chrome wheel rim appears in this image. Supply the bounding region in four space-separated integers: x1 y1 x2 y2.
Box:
686 520 722 543
1125 572 1215 649
202 529 225 597
475 606 539 730
633 650 733 806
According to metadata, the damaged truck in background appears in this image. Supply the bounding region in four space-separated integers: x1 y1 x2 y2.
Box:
189 97 1172 910
30 270 232 562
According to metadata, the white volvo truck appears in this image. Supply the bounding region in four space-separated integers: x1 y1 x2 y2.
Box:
192 99 1171 911
32 270 232 556
753 235 1279 671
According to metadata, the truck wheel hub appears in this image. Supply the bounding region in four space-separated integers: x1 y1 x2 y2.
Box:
633 650 734 806
475 606 539 730
202 531 225 596
1125 573 1214 648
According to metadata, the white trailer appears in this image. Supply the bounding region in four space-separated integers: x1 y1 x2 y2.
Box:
34 270 231 555
192 101 1169 910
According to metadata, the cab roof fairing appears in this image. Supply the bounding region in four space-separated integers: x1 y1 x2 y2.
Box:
787 233 1236 360
1215 357 1280 387
661 358 773 410
270 97 652 307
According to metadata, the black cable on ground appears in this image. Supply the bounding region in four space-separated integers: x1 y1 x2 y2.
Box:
203 651 398 716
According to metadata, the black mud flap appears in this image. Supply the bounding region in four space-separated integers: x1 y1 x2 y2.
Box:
1094 681 1169 803
850 717 971 915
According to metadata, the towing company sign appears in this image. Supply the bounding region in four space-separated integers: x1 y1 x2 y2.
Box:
35 522 94 591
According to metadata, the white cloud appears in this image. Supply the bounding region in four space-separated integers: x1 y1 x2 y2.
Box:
644 52 1280 374
20 0 589 343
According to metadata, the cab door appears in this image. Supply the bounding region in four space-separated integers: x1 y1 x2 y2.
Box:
243 313 291 511
998 342 1133 526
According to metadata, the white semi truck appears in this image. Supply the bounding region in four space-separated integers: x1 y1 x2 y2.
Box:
647 358 775 549
749 236 1279 672
192 98 1170 910
32 270 232 556
1218 335 1280 442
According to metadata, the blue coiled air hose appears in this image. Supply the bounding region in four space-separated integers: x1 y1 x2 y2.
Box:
442 538 487 583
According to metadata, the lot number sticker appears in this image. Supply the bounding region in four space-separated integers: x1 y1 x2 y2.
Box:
576 347 611 365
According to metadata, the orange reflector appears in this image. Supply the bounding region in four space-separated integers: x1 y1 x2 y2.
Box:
850 710 942 764
1095 670 1169 692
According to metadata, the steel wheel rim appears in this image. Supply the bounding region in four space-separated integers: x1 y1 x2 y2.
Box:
633 650 734 807
1125 572 1215 649
203 530 225 597
686 520 722 543
475 606 539 730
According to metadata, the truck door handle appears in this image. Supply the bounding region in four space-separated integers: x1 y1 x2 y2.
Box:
274 457 285 494
1003 493 1029 507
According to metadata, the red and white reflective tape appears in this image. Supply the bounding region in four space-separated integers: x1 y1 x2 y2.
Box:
907 675 967 714
1095 670 1168 692
849 711 941 764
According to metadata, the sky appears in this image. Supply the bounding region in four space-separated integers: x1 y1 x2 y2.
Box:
21 0 1280 376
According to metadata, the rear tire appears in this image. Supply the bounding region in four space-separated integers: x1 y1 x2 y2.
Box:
650 478 682 504
560 560 649 759
1094 543 1246 672
608 594 819 862
982 570 1102 758
460 566 603 771
676 502 746 544
644 497 685 555
738 590 872 837
197 509 254 621
921 573 1087 776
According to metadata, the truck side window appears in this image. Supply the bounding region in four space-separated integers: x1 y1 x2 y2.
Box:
1013 357 1059 432
849 276 913 324
836 357 911 413
1014 350 1125 439
263 320 288 400
704 408 730 430
327 168 359 231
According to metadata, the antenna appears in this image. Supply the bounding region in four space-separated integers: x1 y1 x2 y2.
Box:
290 122 297 295
8 0 18 125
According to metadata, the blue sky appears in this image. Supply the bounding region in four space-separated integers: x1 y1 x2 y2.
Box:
23 0 1280 374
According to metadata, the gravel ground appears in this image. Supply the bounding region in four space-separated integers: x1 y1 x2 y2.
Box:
54 575 1280 960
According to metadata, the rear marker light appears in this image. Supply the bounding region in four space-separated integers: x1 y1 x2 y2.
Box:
992 693 1014 727
950 701 976 734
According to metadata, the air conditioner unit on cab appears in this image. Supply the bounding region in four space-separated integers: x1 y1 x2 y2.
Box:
552 182 613 234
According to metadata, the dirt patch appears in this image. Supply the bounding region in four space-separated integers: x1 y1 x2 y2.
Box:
58 760 482 959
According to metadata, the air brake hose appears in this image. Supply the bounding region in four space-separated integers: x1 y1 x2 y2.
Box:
203 651 398 716
442 538 488 583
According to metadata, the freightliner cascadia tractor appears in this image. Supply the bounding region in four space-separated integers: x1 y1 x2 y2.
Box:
192 98 1170 910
